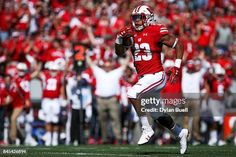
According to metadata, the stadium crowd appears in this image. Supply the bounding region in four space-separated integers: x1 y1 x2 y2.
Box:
0 0 236 146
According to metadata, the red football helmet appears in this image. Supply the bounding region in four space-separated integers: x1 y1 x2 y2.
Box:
131 5 154 31
5 64 18 77
17 62 28 77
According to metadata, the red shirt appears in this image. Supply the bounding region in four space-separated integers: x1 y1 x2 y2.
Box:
9 75 30 108
59 10 71 27
0 77 9 106
217 57 233 77
182 38 197 60
83 68 96 94
210 77 231 100
111 16 125 32
22 38 43 57
131 24 168 76
75 27 90 43
94 18 113 37
3 37 25 61
41 71 63 99
5 64 18 77
15 8 30 31
43 48 65 62
197 24 214 47
0 10 15 31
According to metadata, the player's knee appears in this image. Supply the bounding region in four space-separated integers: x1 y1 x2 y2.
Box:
127 88 137 99
156 113 175 130
44 115 51 123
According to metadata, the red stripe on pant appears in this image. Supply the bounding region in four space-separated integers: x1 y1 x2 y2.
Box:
137 74 165 98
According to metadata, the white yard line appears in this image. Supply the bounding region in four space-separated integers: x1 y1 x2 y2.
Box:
42 152 152 157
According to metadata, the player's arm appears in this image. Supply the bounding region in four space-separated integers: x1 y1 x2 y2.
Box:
160 34 184 83
60 83 66 100
119 55 130 70
86 54 95 68
30 62 42 79
160 34 184 62
115 43 127 58
115 26 133 58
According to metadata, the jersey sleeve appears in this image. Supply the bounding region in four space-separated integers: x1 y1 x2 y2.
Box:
40 71 46 81
158 24 169 36
225 77 232 90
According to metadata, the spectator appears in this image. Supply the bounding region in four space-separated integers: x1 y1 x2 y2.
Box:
196 16 215 57
215 21 233 51
181 59 209 145
86 55 129 144
120 66 139 144
0 2 14 42
8 62 31 144
207 64 231 146
66 73 92 145
32 61 66 146
0 74 11 145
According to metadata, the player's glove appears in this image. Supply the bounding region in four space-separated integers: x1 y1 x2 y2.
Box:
168 67 180 84
115 26 133 45
167 59 182 84
118 26 133 38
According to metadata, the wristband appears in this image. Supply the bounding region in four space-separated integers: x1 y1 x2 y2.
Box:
174 59 182 68
172 38 178 48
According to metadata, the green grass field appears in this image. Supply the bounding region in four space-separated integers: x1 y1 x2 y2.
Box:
1 145 236 157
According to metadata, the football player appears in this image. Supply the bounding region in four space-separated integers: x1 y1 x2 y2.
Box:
9 62 31 144
0 73 11 145
207 64 231 146
115 5 188 154
32 61 66 146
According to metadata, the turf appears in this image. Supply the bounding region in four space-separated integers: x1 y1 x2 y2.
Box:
0 145 236 157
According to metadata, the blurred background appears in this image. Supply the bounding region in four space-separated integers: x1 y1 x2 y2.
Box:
0 0 236 147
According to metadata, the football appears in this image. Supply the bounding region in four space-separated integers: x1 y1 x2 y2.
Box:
123 36 134 47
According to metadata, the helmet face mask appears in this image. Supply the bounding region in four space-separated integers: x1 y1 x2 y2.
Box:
131 14 145 23
131 5 154 31
131 14 145 31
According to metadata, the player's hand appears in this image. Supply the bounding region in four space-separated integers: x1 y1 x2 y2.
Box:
168 66 180 84
116 26 134 45
117 26 133 38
